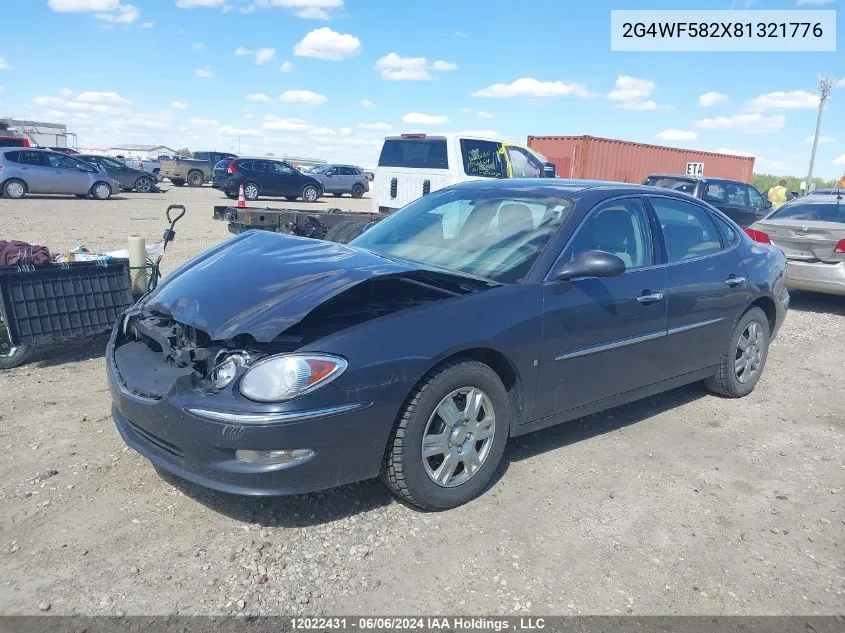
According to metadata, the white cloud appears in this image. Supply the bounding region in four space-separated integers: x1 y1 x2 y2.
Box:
472 77 592 99
247 93 271 102
459 107 471 113
280 90 327 106
0 58 8 70
836 78 845 88
280 60 294 72
262 115 311 131
188 116 219 126
358 122 392 130
192 42 205 50
244 112 253 120
796 0 833 5
48 0 119 11
175 0 225 7
606 75 665 109
217 125 259 137
195 67 214 78
699 91 727 107
833 154 845 166
656 129 697 141
477 111 495 119
360 99 376 108
76 91 130 104
260 0 344 19
695 113 785 134
402 112 449 125
374 53 457 80
255 47 276 64
806 135 835 144
234 47 276 64
140 20 153 27
59 88 73 97
746 90 820 111
93 4 139 23
454 31 469 38
171 101 189 109
432 60 458 72
715 148 757 157
293 27 361 60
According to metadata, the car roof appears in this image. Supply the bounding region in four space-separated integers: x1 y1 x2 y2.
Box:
790 193 843 203
646 173 700 181
446 178 682 196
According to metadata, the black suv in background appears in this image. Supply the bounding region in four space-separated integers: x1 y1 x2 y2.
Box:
217 157 323 202
643 174 772 227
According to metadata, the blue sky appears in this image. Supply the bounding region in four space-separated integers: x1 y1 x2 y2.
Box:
2 0 844 177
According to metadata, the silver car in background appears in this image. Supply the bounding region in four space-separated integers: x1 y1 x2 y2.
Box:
745 193 845 296
305 164 370 198
0 148 121 200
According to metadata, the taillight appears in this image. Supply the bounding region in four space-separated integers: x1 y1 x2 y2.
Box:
744 228 771 244
228 162 238 174
834 239 845 254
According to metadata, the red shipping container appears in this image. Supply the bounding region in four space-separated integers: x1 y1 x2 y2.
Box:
527 135 755 184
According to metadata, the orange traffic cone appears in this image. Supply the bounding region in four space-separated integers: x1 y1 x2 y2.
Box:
237 184 246 208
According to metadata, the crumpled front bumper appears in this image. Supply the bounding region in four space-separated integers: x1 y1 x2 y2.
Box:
106 324 402 496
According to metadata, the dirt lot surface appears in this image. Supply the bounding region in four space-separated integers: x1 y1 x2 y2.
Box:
1 186 843 616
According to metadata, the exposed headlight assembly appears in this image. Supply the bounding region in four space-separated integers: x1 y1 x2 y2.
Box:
239 354 347 403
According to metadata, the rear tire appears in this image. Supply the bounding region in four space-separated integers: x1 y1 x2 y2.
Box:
704 307 770 398
351 184 365 199
302 184 319 202
3 178 27 199
171 179 185 187
381 359 509 511
187 170 203 187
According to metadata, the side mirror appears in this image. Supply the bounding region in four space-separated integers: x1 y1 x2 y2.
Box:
554 250 626 282
325 171 334 177
543 162 556 178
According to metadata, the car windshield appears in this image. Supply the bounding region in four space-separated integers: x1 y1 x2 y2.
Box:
769 201 845 224
644 176 697 195
350 188 574 283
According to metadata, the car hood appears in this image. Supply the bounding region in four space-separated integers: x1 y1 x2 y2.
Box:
142 230 481 342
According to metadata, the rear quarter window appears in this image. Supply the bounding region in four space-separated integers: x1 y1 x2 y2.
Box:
3 150 21 162
711 213 741 247
378 138 448 169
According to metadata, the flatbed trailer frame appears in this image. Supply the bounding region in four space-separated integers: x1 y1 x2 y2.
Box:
213 205 388 242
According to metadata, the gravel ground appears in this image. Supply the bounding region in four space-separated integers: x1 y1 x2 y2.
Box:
0 186 843 616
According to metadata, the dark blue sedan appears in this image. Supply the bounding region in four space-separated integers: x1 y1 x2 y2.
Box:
107 179 789 510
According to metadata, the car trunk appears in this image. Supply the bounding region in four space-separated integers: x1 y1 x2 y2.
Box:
754 219 845 263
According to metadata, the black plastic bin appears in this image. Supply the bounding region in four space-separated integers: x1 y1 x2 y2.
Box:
0 259 135 368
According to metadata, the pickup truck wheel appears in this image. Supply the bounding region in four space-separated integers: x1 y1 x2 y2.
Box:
3 178 27 199
302 184 319 202
187 171 203 187
134 176 153 193
243 182 260 201
351 184 365 199
171 179 185 187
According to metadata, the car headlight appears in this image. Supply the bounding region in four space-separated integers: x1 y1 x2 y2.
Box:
239 354 348 403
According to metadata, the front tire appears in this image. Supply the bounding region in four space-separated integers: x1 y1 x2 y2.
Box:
3 178 27 199
243 182 260 201
704 307 770 398
91 182 112 200
302 184 319 202
134 176 154 193
187 170 203 187
381 360 509 510
351 184 365 199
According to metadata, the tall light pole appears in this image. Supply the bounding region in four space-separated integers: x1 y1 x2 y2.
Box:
806 76 834 192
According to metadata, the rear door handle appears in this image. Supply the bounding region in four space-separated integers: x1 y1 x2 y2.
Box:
637 292 664 304
725 276 746 287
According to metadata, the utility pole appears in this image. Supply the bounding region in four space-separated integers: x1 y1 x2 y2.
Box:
806 76 834 193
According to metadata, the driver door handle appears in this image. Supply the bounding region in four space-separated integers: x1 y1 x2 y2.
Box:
725 276 746 287
637 291 664 304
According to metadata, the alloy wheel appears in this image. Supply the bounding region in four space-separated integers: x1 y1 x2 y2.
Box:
244 184 259 200
421 387 496 488
93 183 111 199
303 186 318 202
735 321 764 384
5 181 25 198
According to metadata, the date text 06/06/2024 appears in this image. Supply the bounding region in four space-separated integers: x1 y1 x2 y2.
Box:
290 617 548 631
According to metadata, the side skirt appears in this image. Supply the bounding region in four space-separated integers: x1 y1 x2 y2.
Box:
512 366 718 437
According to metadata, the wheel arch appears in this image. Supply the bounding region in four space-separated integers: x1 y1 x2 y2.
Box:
745 296 777 334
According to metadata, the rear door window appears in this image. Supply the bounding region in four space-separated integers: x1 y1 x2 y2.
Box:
703 182 727 204
378 138 448 169
649 196 723 263
506 146 543 178
461 139 506 178
725 183 749 208
19 151 49 166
